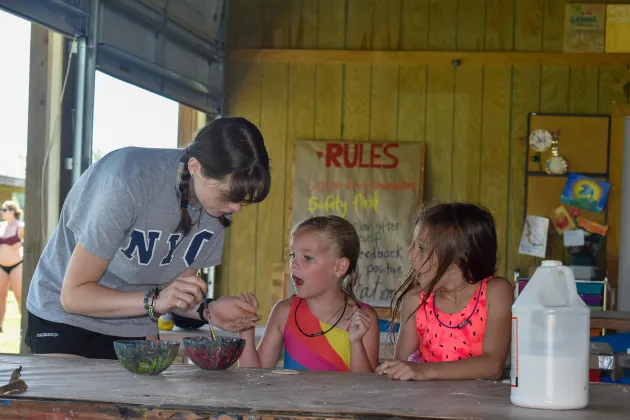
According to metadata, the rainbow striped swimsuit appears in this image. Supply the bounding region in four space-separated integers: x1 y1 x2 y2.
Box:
283 296 366 371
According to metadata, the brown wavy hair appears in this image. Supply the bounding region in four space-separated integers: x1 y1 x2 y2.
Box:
390 202 498 333
290 215 361 305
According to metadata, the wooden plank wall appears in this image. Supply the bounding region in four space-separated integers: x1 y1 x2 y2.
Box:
219 0 630 321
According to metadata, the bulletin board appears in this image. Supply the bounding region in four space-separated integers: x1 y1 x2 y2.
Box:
523 113 611 264
527 114 610 174
289 140 426 308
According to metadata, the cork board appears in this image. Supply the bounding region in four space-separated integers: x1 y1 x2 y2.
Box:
527 114 610 174
525 176 608 225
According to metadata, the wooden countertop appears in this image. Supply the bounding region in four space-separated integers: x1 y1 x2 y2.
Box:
0 354 628 419
591 311 630 331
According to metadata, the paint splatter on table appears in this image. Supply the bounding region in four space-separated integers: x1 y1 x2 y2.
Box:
0 354 629 419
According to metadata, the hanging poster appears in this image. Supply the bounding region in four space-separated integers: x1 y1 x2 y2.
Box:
563 3 606 52
560 173 610 213
518 215 550 259
291 140 425 307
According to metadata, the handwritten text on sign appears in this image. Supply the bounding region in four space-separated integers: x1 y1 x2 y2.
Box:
292 140 424 307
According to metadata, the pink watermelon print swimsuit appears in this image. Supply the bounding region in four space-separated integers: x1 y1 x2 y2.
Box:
413 277 490 362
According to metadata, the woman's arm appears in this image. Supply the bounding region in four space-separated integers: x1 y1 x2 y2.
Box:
239 299 289 369
58 171 208 317
349 306 381 373
60 245 207 317
394 292 420 360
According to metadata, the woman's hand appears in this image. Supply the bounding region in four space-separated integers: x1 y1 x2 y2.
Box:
348 309 372 343
207 296 261 332
153 275 207 314
238 292 259 312
376 360 433 381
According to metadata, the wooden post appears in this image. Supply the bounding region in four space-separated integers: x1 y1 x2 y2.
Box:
21 25 64 353
177 105 207 148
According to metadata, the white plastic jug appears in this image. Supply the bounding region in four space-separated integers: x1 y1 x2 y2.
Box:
510 260 590 410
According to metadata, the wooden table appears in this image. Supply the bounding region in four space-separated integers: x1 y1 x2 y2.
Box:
1 354 629 420
591 311 630 331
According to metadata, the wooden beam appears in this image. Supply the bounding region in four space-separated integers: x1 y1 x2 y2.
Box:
22 25 64 353
229 49 630 66
177 104 198 148
177 105 207 148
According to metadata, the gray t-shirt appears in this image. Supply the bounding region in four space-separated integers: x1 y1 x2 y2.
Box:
27 147 226 337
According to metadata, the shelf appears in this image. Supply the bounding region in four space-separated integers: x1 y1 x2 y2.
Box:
228 49 630 66
525 172 609 178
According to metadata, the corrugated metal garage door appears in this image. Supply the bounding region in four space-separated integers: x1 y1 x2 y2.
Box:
0 0 225 115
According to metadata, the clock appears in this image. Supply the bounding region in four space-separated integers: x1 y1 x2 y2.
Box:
529 129 553 152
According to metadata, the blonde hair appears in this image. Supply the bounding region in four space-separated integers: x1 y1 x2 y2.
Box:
2 201 23 220
290 215 361 305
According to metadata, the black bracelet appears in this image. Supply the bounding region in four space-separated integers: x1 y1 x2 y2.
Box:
197 298 214 323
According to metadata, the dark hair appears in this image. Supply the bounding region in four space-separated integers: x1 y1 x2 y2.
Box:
177 117 271 234
290 215 361 305
2 201 23 220
390 202 497 332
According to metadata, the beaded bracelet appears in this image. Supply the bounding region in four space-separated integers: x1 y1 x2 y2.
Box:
143 287 161 322
197 298 214 324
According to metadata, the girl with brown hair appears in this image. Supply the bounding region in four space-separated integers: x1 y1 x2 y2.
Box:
377 202 513 381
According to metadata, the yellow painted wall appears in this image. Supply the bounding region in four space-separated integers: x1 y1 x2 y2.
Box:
219 0 630 321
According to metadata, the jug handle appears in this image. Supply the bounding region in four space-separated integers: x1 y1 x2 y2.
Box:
556 266 578 301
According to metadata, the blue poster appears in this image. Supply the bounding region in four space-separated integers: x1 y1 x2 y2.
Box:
560 173 610 213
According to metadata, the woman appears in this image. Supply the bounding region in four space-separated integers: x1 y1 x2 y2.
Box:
25 116 269 359
0 200 24 333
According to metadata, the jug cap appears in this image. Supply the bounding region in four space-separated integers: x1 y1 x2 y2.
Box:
541 260 562 267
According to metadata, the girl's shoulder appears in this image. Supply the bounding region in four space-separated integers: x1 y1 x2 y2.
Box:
268 297 293 332
273 297 294 312
349 300 379 320
271 296 297 319
485 276 515 306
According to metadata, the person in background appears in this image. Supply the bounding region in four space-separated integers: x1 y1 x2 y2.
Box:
0 200 24 333
376 202 513 381
24 117 269 358
238 215 380 373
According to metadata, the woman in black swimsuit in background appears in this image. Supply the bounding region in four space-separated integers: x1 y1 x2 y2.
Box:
0 200 24 333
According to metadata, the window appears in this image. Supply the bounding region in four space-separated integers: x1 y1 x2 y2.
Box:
92 71 179 163
0 11 30 181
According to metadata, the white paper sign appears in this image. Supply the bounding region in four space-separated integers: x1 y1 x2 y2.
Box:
518 215 549 258
563 229 585 247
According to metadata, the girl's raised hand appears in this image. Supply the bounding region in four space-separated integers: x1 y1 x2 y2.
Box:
238 292 259 312
348 308 372 343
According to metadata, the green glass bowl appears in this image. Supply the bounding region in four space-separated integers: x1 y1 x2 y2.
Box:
113 339 180 375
